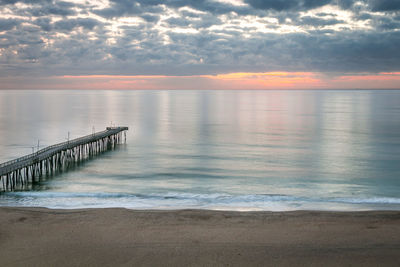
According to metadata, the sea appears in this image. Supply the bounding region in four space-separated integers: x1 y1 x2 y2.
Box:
0 89 400 211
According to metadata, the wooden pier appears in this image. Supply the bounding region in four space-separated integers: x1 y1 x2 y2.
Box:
0 127 128 191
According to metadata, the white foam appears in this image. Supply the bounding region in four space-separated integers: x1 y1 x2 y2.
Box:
2 192 400 211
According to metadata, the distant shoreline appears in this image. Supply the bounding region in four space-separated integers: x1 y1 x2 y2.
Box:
1 207 399 266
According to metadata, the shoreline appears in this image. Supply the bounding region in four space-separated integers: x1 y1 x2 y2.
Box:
1 207 400 266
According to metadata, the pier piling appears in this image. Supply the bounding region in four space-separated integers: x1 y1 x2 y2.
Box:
0 127 128 191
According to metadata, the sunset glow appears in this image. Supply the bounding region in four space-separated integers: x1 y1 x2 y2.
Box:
1 72 399 90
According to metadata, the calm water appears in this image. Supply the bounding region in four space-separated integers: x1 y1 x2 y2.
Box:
0 90 400 211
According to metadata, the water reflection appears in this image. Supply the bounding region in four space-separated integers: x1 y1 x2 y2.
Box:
0 90 400 210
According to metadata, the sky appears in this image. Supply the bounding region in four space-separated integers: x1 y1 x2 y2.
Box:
0 0 400 89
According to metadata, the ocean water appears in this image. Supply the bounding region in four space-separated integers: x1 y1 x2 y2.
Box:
0 89 400 211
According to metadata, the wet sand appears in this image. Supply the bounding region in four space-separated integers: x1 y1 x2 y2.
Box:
1 207 400 266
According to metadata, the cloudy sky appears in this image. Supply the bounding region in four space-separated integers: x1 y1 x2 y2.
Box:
1 0 400 89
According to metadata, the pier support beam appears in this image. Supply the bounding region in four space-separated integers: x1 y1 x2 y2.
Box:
0 127 128 191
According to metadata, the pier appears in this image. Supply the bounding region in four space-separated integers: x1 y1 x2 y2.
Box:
0 127 128 191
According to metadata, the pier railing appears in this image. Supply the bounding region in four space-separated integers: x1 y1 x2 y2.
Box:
0 130 109 169
0 126 128 190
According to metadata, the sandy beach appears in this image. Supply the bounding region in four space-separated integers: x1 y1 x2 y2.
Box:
0 208 399 266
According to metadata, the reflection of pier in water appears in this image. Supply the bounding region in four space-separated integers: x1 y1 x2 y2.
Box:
0 127 128 191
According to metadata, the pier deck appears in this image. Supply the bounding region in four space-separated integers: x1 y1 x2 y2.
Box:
0 126 128 190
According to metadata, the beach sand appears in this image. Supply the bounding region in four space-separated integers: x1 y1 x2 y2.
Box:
1 208 400 266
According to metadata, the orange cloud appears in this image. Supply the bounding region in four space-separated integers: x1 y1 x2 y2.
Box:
329 72 400 89
204 72 325 89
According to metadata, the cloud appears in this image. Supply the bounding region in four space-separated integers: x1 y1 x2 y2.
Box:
299 16 344 26
1 0 83 20
140 14 160 23
245 0 400 13
0 18 21 31
372 16 400 30
0 0 399 82
369 0 400 12
94 0 253 18
54 18 102 31
244 0 332 11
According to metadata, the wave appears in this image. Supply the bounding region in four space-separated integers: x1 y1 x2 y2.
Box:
2 192 400 211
